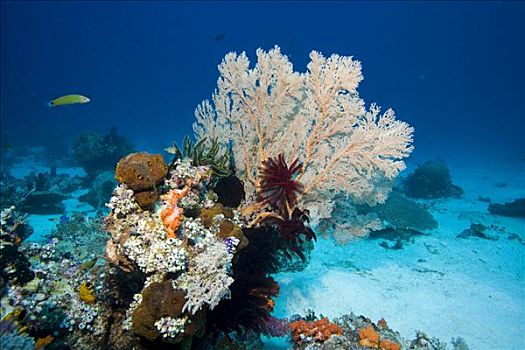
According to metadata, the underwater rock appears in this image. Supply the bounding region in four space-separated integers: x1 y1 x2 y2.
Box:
104 312 142 350
50 215 108 263
488 198 525 218
402 160 463 199
115 152 167 191
21 191 67 214
457 223 498 240
369 227 425 242
362 191 437 232
79 171 117 209
71 127 135 178
213 175 245 207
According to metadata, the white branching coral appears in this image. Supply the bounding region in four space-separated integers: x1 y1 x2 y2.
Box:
193 46 414 238
123 236 187 274
177 241 234 315
106 184 140 216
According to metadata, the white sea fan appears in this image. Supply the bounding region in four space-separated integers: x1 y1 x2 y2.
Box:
192 46 414 240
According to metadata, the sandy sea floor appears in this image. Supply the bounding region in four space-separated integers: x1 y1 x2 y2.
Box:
270 155 525 350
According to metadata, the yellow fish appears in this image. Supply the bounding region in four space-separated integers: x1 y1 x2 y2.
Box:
48 94 90 107
164 146 177 155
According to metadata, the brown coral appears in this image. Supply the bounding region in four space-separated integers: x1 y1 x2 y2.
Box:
132 281 206 343
115 152 167 191
115 152 168 209
359 325 380 348
216 220 249 252
289 317 343 344
198 203 234 227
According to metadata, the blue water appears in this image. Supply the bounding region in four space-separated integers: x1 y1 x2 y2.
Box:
1 1 524 158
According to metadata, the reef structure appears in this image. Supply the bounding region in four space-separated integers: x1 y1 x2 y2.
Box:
1 46 416 349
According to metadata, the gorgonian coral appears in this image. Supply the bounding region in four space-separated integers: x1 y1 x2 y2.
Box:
193 46 414 240
258 154 304 216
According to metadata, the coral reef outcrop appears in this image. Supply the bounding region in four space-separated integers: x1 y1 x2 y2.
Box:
488 198 525 218
402 160 463 199
71 127 134 178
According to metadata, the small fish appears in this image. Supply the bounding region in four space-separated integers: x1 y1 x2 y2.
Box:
59 215 69 223
79 257 98 270
48 94 90 107
214 33 226 41
48 217 60 222
164 146 177 155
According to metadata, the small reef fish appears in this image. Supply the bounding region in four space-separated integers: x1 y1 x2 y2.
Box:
164 146 177 154
214 33 226 41
48 94 90 107
79 257 98 270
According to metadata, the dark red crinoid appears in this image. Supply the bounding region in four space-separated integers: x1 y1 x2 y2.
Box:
258 154 304 214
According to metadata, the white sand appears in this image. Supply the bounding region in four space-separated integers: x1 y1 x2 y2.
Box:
272 157 525 349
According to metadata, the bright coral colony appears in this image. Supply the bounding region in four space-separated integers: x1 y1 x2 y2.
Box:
2 46 467 350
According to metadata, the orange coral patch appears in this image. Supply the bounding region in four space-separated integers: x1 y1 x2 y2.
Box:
160 188 188 238
358 325 380 348
289 317 343 345
380 339 401 350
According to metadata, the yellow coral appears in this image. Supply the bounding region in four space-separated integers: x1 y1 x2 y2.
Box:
35 335 54 350
79 282 95 304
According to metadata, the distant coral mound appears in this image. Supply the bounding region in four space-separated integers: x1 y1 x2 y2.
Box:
488 198 525 218
71 127 134 178
402 159 463 199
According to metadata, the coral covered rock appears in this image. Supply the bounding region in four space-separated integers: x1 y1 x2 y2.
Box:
131 281 187 341
488 198 525 218
21 191 67 214
71 127 134 178
289 317 343 345
402 159 463 199
368 191 438 232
